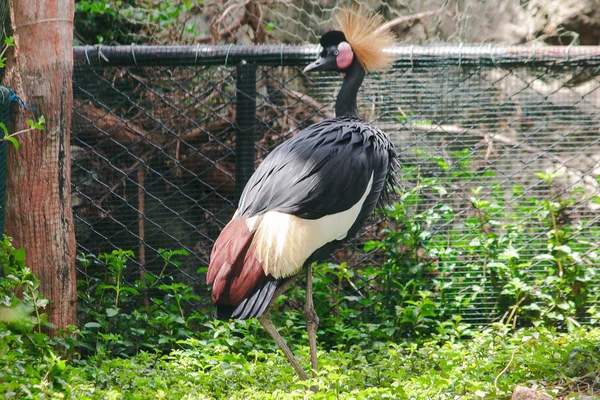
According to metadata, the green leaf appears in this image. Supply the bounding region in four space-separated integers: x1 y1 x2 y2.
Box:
501 246 520 260
120 287 140 295
412 119 433 126
5 136 19 150
26 116 45 131
524 303 541 311
97 284 117 290
555 245 571 254
534 171 549 180
363 240 383 252
12 248 25 262
84 321 102 328
106 307 119 317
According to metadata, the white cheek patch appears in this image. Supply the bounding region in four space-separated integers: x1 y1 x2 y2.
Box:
336 41 354 69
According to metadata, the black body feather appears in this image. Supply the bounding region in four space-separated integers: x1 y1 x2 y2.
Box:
239 116 397 220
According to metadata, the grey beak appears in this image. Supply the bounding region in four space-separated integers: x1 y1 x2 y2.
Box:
303 58 325 73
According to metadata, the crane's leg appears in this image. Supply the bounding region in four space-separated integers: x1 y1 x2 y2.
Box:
304 263 319 374
258 313 308 380
257 276 309 380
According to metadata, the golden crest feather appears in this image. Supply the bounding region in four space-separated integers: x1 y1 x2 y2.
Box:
335 6 396 72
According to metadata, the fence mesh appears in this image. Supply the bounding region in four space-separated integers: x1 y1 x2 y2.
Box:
71 45 600 325
0 87 9 234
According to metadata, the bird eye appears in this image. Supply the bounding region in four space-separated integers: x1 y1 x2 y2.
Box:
334 50 339 56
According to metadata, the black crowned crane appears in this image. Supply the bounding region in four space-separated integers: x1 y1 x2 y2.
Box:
207 7 398 380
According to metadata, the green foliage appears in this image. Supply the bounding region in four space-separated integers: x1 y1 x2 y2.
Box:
287 153 599 348
0 36 46 150
0 235 49 332
76 248 209 356
2 318 600 398
26 115 46 131
340 161 598 339
75 0 201 44
0 36 15 68
0 115 45 151
0 235 71 398
65 326 600 399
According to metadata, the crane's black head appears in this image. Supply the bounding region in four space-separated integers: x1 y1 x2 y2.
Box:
303 30 355 73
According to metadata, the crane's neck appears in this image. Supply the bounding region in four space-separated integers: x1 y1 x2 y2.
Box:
335 59 365 118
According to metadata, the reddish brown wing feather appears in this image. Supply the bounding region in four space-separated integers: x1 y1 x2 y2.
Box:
207 216 266 306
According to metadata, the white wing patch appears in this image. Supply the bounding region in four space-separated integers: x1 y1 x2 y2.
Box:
245 174 374 279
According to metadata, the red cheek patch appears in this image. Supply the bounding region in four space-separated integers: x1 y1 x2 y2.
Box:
336 42 353 70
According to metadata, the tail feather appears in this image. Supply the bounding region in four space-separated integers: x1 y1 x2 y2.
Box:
215 280 279 320
253 280 278 317
234 286 261 319
208 215 281 320
214 304 236 320
207 216 266 306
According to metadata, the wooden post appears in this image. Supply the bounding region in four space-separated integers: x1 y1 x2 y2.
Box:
3 0 76 332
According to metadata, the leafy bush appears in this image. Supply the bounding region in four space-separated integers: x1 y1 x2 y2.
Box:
76 248 211 356
3 316 600 398
0 235 72 397
65 325 600 399
75 0 198 44
297 163 600 346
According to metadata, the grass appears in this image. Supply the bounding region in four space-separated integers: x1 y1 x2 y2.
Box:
4 323 599 399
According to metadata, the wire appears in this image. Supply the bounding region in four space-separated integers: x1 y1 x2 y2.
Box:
131 44 138 66
14 18 72 30
224 44 234 68
194 43 201 65
84 45 91 65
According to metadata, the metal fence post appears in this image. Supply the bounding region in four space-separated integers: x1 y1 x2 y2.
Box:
235 60 257 200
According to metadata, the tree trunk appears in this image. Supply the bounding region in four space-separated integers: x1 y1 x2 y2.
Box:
3 0 75 332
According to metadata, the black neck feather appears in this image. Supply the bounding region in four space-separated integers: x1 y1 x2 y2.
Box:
335 59 365 118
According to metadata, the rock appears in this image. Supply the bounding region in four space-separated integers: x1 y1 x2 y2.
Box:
511 386 552 400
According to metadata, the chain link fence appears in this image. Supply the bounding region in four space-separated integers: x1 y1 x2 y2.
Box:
71 45 600 325
0 87 9 234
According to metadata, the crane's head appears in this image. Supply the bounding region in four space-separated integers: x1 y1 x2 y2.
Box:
303 6 395 74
